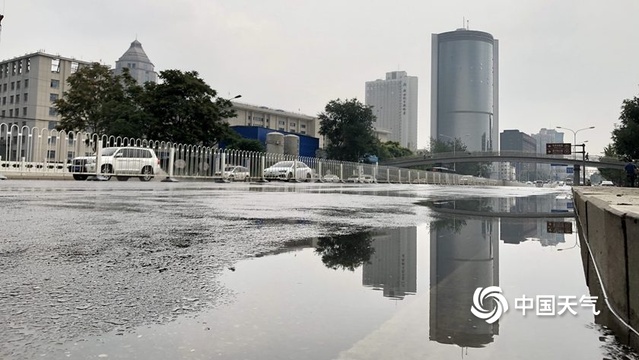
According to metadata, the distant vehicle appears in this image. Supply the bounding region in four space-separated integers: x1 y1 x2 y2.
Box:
217 165 250 181
535 180 544 187
68 147 160 182
459 176 472 185
322 174 340 183
600 180 614 186
347 175 376 183
263 161 313 181
430 166 456 174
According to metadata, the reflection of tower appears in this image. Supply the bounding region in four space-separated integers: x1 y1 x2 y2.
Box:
363 228 417 299
429 216 500 347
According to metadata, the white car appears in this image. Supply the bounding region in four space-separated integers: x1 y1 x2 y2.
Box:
600 180 614 186
322 174 340 183
68 147 160 181
264 161 313 181
218 166 250 181
346 175 376 183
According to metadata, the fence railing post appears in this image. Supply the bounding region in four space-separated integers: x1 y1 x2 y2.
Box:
161 147 178 182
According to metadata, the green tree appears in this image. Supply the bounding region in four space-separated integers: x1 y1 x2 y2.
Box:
141 70 236 146
376 141 413 161
314 232 375 271
429 138 491 176
599 144 625 185
55 63 144 135
612 95 639 159
318 98 379 162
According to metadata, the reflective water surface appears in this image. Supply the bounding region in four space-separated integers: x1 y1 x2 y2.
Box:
51 186 637 360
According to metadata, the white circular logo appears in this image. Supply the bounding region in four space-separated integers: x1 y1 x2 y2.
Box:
471 286 509 324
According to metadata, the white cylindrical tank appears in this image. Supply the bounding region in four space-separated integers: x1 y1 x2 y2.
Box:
283 134 300 156
266 132 284 154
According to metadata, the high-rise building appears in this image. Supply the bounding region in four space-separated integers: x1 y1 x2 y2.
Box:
500 130 537 181
0 52 92 131
431 28 499 152
365 71 418 150
114 40 157 85
532 128 566 181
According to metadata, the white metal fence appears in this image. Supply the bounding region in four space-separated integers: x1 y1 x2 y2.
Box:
0 123 503 185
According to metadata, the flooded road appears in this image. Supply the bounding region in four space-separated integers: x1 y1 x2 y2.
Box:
0 181 636 359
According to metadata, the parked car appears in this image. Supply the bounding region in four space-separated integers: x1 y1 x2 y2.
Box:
600 180 614 186
263 161 313 181
346 175 376 183
68 147 160 181
217 165 250 181
322 174 340 183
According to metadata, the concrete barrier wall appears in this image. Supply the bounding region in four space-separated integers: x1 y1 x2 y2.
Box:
573 188 639 350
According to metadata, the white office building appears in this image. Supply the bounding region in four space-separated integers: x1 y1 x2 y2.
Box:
365 71 418 150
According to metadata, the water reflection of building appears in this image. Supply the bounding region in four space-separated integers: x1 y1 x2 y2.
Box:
430 216 500 347
363 228 417 300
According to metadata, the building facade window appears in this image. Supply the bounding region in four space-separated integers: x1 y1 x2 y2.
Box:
9 95 13 104
24 79 29 88
16 80 20 90
23 93 28 102
10 82 14 90
50 93 59 102
22 107 27 117
49 107 57 116
51 59 60 73
51 79 60 88
15 94 19 104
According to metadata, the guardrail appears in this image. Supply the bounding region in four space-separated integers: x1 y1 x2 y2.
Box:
0 123 504 186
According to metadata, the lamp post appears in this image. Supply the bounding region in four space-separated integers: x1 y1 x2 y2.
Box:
555 126 595 160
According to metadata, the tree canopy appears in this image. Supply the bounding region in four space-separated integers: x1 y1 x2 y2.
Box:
55 63 144 135
612 95 639 159
55 66 236 146
376 141 413 161
141 70 236 146
318 98 379 162
429 137 491 177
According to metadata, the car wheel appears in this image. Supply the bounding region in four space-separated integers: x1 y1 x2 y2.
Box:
100 164 113 181
139 166 154 182
73 174 88 181
116 176 129 181
306 173 312 182
229 175 235 182
287 172 293 181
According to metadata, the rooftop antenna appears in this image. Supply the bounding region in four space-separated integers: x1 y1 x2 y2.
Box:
467 19 470 30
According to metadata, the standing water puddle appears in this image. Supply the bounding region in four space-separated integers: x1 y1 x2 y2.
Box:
57 215 637 359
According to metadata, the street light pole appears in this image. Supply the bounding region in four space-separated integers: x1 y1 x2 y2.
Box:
556 126 595 160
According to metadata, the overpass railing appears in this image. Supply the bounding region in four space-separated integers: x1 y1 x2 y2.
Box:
384 150 624 166
0 123 504 186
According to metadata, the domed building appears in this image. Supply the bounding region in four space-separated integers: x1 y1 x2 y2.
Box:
114 39 157 85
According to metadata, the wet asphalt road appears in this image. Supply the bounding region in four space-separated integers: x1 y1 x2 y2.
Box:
1 180 442 359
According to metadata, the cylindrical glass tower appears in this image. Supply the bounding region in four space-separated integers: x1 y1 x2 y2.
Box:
431 29 499 152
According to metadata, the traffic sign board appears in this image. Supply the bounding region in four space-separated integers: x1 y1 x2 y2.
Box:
546 143 572 155
547 221 573 234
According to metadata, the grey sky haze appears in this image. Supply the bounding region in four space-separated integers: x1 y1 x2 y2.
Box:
2 0 638 154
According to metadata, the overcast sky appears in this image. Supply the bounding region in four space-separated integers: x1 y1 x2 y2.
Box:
3 0 638 154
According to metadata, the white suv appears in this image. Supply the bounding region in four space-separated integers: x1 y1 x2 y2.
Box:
69 147 161 181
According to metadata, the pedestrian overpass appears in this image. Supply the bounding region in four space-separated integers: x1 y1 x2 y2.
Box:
381 151 626 170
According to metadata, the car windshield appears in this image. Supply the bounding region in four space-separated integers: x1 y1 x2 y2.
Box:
271 161 294 167
101 148 118 156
